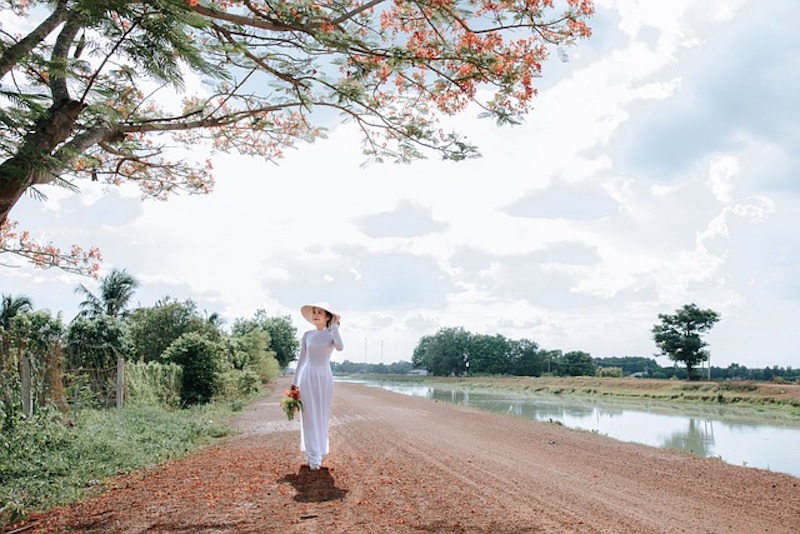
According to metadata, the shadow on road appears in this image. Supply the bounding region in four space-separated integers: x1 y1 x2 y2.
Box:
278 466 349 503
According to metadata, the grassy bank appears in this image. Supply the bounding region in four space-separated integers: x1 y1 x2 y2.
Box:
355 375 800 417
0 400 242 525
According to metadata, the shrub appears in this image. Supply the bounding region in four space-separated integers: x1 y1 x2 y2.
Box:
596 366 624 378
247 351 281 383
126 361 182 407
161 333 223 406
215 369 261 400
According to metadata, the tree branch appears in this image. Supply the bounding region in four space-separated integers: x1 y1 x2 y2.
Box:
191 4 297 32
120 104 297 134
0 0 69 79
330 0 387 26
50 11 84 103
211 22 308 89
35 125 115 185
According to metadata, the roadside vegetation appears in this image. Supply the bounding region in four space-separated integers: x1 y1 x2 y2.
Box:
0 402 236 525
0 269 296 526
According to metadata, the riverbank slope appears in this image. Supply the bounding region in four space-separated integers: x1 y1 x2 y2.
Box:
360 375 800 415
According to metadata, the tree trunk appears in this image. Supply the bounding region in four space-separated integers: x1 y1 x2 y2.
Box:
0 170 27 225
19 354 33 417
116 355 125 409
686 363 698 381
0 99 84 224
44 342 69 414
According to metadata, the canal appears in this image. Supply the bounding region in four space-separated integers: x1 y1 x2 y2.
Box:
342 379 800 478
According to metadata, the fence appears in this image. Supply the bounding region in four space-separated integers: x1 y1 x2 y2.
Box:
5 355 181 422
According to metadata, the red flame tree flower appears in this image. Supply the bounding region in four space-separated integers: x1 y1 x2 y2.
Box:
0 0 593 274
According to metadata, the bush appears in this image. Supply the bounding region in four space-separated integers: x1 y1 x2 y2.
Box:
126 361 182 407
161 333 223 406
247 351 281 383
596 366 624 378
0 406 73 522
0 403 235 525
215 369 261 400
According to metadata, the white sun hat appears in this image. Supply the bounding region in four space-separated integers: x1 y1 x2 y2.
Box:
300 302 338 325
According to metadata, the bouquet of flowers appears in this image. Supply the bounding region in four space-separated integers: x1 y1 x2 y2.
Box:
281 384 302 420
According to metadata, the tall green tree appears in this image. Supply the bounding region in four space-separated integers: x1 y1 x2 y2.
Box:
413 327 470 376
560 350 596 377
652 303 720 380
411 334 434 370
74 268 139 319
508 338 544 377
263 315 300 369
127 297 218 362
467 334 511 375
232 310 298 369
0 0 594 273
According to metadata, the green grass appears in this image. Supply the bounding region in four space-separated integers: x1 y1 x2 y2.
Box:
0 401 240 524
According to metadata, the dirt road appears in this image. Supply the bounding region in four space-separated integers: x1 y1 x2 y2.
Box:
18 378 800 533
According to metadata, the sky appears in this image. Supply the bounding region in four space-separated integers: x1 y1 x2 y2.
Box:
2 0 799 369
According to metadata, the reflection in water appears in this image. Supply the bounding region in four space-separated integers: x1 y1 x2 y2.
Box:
356 380 800 478
661 418 714 457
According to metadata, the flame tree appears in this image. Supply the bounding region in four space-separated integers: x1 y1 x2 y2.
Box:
0 0 594 273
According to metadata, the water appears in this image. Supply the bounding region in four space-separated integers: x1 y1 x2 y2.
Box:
343 379 800 478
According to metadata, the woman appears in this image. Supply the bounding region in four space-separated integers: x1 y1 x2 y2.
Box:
293 303 344 470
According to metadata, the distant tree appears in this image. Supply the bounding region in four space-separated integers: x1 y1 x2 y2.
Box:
594 356 661 377
127 297 218 362
233 310 298 369
508 338 544 376
560 351 596 376
75 268 139 319
411 335 434 370
652 303 720 380
332 359 415 375
467 334 511 375
542 349 562 376
413 327 470 376
387 360 414 375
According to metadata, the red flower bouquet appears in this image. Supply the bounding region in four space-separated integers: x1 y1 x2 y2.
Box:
281 384 302 420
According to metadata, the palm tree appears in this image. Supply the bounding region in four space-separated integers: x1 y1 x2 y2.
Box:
0 293 33 329
75 268 140 319
1 293 33 375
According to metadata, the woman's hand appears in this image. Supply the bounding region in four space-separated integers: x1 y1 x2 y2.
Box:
332 314 341 326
